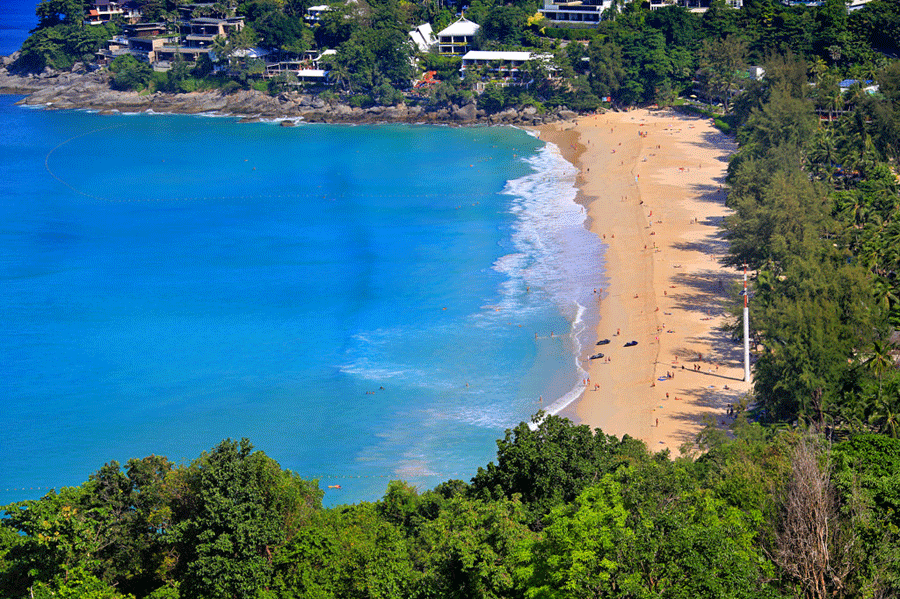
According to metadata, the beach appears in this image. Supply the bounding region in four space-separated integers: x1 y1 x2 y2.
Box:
535 108 748 454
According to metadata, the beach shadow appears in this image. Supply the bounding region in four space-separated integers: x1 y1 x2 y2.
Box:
659 385 748 450
667 320 747 368
681 129 737 155
665 363 744 383
670 231 729 256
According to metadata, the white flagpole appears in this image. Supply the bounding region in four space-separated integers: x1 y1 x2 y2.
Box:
743 265 750 382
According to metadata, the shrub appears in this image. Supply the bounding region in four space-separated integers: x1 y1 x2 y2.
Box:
349 94 374 108
109 54 153 91
221 80 242 94
376 82 404 106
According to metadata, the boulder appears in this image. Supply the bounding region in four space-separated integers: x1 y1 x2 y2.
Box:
453 101 477 121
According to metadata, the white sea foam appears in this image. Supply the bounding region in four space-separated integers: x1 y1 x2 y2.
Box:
497 141 608 421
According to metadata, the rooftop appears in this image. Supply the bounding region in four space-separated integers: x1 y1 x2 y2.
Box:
437 17 480 37
462 50 534 61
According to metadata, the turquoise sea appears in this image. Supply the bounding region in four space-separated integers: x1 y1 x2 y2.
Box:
0 4 606 507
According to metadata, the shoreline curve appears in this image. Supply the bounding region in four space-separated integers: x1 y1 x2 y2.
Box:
531 108 751 455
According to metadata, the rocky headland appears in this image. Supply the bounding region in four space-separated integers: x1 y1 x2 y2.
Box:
0 57 576 126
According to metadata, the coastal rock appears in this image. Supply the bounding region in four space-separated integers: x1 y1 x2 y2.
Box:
1 64 571 125
379 104 402 119
332 104 352 116
452 102 477 122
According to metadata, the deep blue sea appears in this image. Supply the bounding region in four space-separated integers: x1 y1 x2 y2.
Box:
0 4 606 507
2 0 37 57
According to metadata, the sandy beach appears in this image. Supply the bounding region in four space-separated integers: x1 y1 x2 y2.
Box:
535 108 750 455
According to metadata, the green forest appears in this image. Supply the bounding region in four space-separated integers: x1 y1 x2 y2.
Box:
2 422 900 598
5 0 900 597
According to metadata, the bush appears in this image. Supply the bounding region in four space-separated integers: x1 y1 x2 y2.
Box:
14 22 116 73
221 80 242 94
109 54 153 91
713 117 732 134
376 82 404 106
349 94 374 108
479 82 506 113
543 27 598 42
178 78 200 93
420 54 462 81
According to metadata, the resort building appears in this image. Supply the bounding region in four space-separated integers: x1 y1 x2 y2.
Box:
179 17 245 48
848 0 873 10
121 22 168 38
305 5 332 24
264 49 336 84
436 17 480 56
121 36 181 63
539 0 610 25
460 50 554 80
84 0 142 26
408 24 437 53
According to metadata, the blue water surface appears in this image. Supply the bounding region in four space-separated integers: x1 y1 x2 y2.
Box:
2 0 37 57
0 96 606 506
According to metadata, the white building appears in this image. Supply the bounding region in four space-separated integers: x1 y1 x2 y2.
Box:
408 24 437 53
305 5 331 24
264 49 336 84
540 0 611 24
436 17 481 56
461 50 553 79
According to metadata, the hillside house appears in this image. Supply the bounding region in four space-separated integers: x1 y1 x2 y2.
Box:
437 17 480 55
264 49 336 83
305 5 331 24
179 17 245 48
409 24 437 53
461 51 554 80
84 0 142 26
539 0 609 24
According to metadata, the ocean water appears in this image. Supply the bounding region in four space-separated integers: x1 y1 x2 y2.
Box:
2 0 37 57
0 16 607 505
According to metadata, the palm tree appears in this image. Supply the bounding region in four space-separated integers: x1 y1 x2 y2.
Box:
863 338 897 402
326 58 351 92
869 380 900 438
809 126 839 182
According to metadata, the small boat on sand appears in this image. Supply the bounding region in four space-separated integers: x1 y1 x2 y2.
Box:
596 339 610 346
590 352 605 360
624 340 638 347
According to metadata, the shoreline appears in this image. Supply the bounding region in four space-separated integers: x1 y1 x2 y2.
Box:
534 108 749 455
0 67 571 126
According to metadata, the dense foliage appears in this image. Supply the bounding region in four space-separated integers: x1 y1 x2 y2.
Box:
719 53 900 437
3 419 899 598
